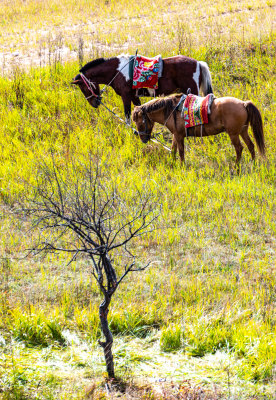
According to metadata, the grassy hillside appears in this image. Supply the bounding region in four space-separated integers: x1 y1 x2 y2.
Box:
0 0 275 399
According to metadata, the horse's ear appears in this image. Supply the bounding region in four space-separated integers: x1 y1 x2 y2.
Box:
71 74 81 85
132 109 137 121
132 108 142 121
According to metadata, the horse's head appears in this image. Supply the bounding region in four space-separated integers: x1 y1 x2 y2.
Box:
132 106 154 143
72 73 101 108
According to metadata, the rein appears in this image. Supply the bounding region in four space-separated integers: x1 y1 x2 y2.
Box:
101 101 172 152
100 50 138 95
100 101 138 135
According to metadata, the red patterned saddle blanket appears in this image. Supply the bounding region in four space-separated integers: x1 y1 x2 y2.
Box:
132 55 161 90
179 94 214 128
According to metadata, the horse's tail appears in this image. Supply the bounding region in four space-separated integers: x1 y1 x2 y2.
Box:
244 101 265 157
199 61 213 95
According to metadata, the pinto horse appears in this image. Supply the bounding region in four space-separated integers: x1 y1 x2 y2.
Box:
132 94 265 163
71 55 213 123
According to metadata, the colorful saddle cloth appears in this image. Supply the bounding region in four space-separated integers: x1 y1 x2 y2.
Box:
178 94 214 128
132 55 162 90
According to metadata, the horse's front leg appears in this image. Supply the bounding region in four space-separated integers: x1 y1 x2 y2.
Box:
130 96 141 136
123 93 141 124
176 134 185 163
122 96 132 125
178 144 185 163
171 135 178 161
131 95 141 107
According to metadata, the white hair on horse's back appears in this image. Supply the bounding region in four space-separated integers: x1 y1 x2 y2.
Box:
199 61 213 96
117 54 131 82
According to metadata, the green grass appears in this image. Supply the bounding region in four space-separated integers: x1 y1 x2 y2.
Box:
10 308 66 348
160 324 182 352
0 0 275 398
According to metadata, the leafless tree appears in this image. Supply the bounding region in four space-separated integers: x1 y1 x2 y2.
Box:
22 158 160 379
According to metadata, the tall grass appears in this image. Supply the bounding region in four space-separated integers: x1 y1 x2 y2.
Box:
0 0 275 398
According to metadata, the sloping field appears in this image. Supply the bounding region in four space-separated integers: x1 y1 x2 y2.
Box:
0 0 275 399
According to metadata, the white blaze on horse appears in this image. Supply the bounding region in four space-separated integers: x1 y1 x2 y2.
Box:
132 94 265 164
71 54 213 123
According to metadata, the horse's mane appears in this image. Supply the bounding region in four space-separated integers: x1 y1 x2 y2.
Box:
80 58 107 72
141 95 181 121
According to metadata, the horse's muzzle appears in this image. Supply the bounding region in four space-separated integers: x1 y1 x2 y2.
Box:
91 96 102 108
139 134 151 144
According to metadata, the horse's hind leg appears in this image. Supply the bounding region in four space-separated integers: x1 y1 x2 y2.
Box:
229 134 243 164
240 126 255 160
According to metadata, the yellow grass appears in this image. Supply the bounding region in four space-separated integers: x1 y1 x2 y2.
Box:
0 0 275 399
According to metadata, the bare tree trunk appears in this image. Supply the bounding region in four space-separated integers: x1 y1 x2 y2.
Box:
99 296 115 379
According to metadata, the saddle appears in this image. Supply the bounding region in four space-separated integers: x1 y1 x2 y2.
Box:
129 54 163 93
177 93 214 128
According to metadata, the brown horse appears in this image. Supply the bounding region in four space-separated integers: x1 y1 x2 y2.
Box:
132 94 265 163
71 55 213 123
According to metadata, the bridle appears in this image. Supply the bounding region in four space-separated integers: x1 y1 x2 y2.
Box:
80 73 102 105
135 95 186 145
79 55 135 105
137 109 153 140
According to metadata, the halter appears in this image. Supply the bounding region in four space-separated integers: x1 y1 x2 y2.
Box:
80 73 101 103
80 54 137 101
137 95 183 140
137 109 153 140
